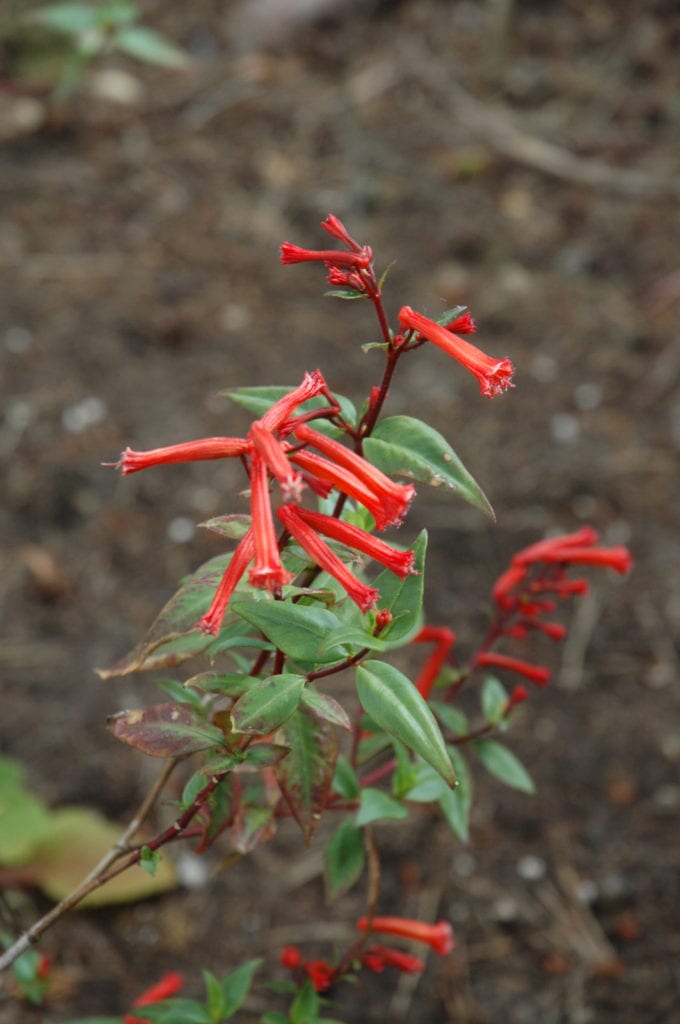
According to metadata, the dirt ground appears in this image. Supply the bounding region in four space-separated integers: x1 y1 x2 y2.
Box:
1 1 679 1021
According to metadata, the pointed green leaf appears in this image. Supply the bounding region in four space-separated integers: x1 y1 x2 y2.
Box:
107 703 223 758
325 820 365 901
0 763 51 866
274 708 338 844
231 806 276 855
231 601 345 665
30 3 99 34
355 661 456 787
301 687 352 731
364 416 494 518
231 674 304 735
332 756 360 799
373 530 427 643
139 1000 211 1024
474 739 535 793
439 747 472 841
220 958 262 1017
404 763 450 803
430 701 469 738
481 676 509 726
355 787 408 826
115 26 189 68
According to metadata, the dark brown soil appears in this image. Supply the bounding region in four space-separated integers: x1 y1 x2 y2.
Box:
1 2 679 1021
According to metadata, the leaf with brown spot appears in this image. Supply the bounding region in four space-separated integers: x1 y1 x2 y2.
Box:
274 708 337 845
108 702 224 758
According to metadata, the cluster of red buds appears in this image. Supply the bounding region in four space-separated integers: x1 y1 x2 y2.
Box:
109 370 416 634
124 972 183 1024
475 527 633 689
280 916 454 992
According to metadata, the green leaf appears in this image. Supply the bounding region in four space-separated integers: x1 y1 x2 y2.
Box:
325 819 365 901
290 980 321 1024
115 26 189 68
430 701 469 737
274 708 338 844
481 676 509 726
0 766 52 867
139 845 159 876
97 553 247 677
301 687 352 731
231 805 276 855
231 674 305 735
224 386 356 437
438 747 472 841
219 958 262 1017
404 763 450 803
372 530 427 643
140 1000 211 1024
107 703 224 758
260 1014 290 1024
355 788 408 826
364 416 494 519
356 661 456 787
332 756 360 799
231 601 345 665
474 739 535 793
319 625 386 654
199 514 251 540
324 288 368 300
30 3 99 34
156 677 204 712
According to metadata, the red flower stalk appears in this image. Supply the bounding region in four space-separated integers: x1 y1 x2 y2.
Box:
248 455 294 592
291 449 401 531
357 916 455 955
277 505 379 612
360 944 425 975
249 421 304 502
475 651 551 686
398 305 514 398
294 423 415 527
411 625 457 700
291 507 416 578
280 242 371 270
259 369 328 433
199 528 255 635
124 972 184 1024
111 437 251 475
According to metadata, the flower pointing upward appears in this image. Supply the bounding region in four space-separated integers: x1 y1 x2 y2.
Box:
398 305 514 397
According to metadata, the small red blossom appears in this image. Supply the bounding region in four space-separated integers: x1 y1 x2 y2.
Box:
320 213 363 251
475 651 551 686
124 972 184 1024
444 311 476 334
110 437 251 475
258 369 328 433
291 507 416 578
199 528 255 635
248 454 294 592
294 423 415 528
506 684 530 709
304 959 335 992
277 505 379 612
360 944 425 975
357 916 455 955
398 305 514 398
280 946 302 969
512 527 600 566
280 242 371 270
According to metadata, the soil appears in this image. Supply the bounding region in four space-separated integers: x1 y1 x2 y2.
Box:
1 2 679 1022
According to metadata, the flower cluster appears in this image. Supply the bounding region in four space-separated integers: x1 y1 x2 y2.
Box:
109 370 416 635
280 916 454 992
281 214 374 295
476 527 633 688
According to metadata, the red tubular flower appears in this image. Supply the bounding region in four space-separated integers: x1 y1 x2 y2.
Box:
475 651 551 686
320 213 363 250
291 449 398 531
357 916 455 955
259 369 327 432
537 545 632 574
277 505 379 612
444 311 476 334
124 972 184 1024
199 528 255 635
280 946 302 969
360 944 425 974
411 625 457 700
492 563 528 609
512 527 600 566
280 242 371 269
249 421 304 502
111 437 251 475
521 619 568 642
303 960 335 992
248 455 294 592
294 423 415 527
398 305 514 397
291 507 416 578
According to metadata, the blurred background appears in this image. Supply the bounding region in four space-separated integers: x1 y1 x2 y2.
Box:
1 1 678 1021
